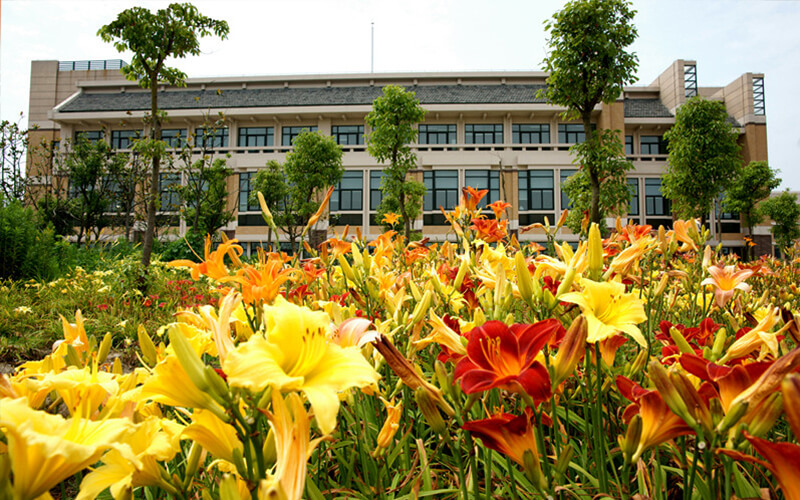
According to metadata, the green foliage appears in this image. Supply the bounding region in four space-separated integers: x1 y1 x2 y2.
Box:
760 190 800 252
562 130 633 234
159 230 208 263
723 161 780 258
365 85 427 240
540 0 639 225
663 97 742 220
252 131 343 253
0 197 64 281
97 3 229 89
0 119 29 202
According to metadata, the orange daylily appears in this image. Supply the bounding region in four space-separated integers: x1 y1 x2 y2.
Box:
381 212 402 226
169 235 243 281
487 200 511 219
470 218 508 243
233 252 296 305
462 186 489 211
722 433 800 500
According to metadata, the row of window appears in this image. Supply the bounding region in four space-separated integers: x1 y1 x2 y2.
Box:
234 170 672 221
75 126 668 150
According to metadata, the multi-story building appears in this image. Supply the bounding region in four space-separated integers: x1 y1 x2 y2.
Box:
27 58 769 255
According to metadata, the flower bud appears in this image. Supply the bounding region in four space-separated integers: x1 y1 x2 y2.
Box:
669 327 695 355
168 327 211 394
745 393 783 438
648 360 698 429
588 223 603 280
415 387 446 434
97 332 113 365
138 325 159 367
620 413 643 464
515 251 534 306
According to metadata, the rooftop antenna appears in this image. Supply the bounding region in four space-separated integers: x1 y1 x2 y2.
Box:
371 22 374 73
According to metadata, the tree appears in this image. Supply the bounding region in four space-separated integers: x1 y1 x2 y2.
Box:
58 135 129 246
541 0 639 226
98 3 229 267
365 85 427 240
0 118 29 202
173 118 234 237
723 161 780 260
253 130 343 254
250 159 290 250
662 97 742 221
760 191 800 254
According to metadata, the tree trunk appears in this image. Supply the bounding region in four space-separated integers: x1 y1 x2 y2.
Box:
141 82 160 267
584 113 601 226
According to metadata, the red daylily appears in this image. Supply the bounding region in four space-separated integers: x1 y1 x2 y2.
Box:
721 432 800 500
454 320 562 401
462 407 547 467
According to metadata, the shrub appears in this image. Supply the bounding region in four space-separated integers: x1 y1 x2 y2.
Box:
0 197 65 280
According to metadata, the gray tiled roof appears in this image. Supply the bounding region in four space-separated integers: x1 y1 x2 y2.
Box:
59 84 550 113
624 98 673 118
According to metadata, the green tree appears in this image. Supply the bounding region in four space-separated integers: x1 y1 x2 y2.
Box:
365 85 427 240
0 118 29 202
173 119 234 237
250 159 290 251
561 129 633 234
662 97 742 220
541 0 638 226
98 3 229 267
723 161 780 260
59 135 129 246
253 130 343 254
760 190 800 254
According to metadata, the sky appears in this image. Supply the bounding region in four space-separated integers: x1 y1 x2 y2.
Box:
1 0 799 188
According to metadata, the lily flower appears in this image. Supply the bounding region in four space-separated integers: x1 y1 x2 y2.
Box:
332 317 380 348
374 397 403 455
487 200 512 219
462 186 489 212
169 236 243 282
381 212 402 226
701 263 753 308
140 354 227 418
720 305 784 362
182 409 243 465
415 310 468 359
722 432 800 500
0 397 132 500
223 297 380 434
454 319 562 402
560 279 648 347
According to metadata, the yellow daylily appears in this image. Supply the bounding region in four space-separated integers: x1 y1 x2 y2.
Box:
720 306 786 362
36 366 119 418
179 289 241 362
77 416 184 500
560 278 648 347
415 310 467 356
0 397 132 500
182 409 243 464
223 297 380 434
139 354 226 417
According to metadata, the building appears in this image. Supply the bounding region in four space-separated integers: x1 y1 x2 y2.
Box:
27 58 769 255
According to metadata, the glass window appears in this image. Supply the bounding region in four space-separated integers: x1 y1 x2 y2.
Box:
370 170 384 211
424 170 458 211
628 178 639 216
560 169 578 210
419 124 457 145
331 171 363 212
645 178 671 216
281 126 318 146
74 130 103 143
162 129 187 149
332 125 364 145
558 124 588 144
465 124 503 144
519 170 554 212
238 127 274 148
513 124 550 144
110 130 140 149
640 135 667 155
464 170 500 209
238 173 260 213
625 135 633 156
195 127 229 148
159 173 181 211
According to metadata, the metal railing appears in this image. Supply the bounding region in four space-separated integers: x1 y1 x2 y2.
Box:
58 59 128 72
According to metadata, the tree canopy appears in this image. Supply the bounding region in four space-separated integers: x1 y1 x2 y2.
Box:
723 161 780 259
541 0 638 226
760 190 800 253
662 97 742 220
365 85 427 240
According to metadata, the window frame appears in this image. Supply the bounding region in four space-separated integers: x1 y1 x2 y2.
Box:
332 125 364 146
237 127 274 148
465 124 503 145
281 126 318 146
418 124 457 145
512 124 550 144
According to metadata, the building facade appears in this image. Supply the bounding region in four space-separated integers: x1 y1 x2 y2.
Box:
27 59 769 255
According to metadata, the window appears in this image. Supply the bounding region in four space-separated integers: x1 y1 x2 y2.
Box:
331 171 363 212
238 127 274 148
753 77 765 116
162 129 187 148
684 64 698 98
628 178 639 216
465 124 503 144
513 124 550 144
645 178 670 216
159 173 181 211
281 126 317 146
238 173 260 212
560 169 578 210
519 170 554 212
640 136 667 155
104 176 125 212
424 170 458 211
195 127 229 148
464 170 500 209
74 130 103 143
370 170 384 212
419 124 457 145
110 130 140 150
332 125 364 145
558 124 588 144
716 199 741 233
625 135 633 156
